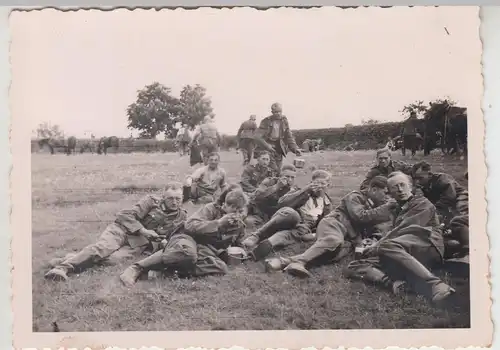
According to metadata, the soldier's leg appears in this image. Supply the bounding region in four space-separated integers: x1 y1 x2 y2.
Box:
268 151 283 175
45 223 127 281
267 217 347 277
251 223 311 261
120 234 198 286
450 215 469 253
239 139 250 165
377 234 454 303
344 257 407 295
193 244 229 277
241 207 301 250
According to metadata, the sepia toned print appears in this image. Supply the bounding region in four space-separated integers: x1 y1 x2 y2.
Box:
10 5 491 349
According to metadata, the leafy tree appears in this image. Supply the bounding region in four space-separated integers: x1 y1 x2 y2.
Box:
34 122 65 139
361 118 380 125
179 84 214 128
126 82 182 139
400 98 457 119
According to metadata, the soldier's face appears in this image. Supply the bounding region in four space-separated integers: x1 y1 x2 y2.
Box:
413 170 431 187
388 175 413 202
163 189 183 211
281 171 296 186
223 203 246 215
258 154 270 167
208 155 219 168
369 186 389 206
377 153 391 168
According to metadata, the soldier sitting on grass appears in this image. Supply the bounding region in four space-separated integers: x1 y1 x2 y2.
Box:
264 176 397 278
44 182 188 282
242 170 335 262
345 172 455 307
243 164 298 230
239 151 277 194
119 185 248 286
183 152 228 204
360 148 413 191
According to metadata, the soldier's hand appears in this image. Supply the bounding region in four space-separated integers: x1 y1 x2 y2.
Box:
295 149 302 156
140 228 159 241
385 198 399 210
218 214 236 228
277 177 289 188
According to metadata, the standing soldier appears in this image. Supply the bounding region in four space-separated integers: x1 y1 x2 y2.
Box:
237 115 258 165
192 116 221 165
401 111 420 157
177 125 192 156
254 102 302 174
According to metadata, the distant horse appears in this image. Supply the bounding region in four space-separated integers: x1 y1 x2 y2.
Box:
38 136 77 155
79 139 96 154
97 136 119 155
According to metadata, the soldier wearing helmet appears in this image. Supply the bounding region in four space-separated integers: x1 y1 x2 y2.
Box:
254 103 301 174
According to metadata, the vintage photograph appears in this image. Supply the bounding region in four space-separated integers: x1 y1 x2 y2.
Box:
10 5 491 349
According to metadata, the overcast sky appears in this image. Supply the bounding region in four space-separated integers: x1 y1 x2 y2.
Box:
10 6 481 138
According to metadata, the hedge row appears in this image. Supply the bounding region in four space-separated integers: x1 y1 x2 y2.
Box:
31 121 403 154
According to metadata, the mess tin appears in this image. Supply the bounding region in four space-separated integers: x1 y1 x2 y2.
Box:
294 158 306 169
227 246 248 265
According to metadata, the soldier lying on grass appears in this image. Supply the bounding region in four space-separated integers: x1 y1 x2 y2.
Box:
345 171 456 306
183 152 228 204
243 164 298 230
411 161 469 259
44 182 187 281
264 175 397 277
242 170 337 261
119 185 248 286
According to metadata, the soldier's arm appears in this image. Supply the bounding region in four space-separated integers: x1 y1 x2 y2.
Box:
344 193 393 225
434 177 457 217
114 195 158 234
277 187 310 209
184 204 221 237
254 178 281 202
282 117 299 152
240 166 257 193
254 119 274 151
190 166 205 182
219 169 228 189
236 123 244 140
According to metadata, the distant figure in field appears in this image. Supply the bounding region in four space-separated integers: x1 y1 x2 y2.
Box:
237 115 258 165
192 116 221 165
343 141 359 151
401 111 420 157
177 125 192 156
254 103 302 174
44 182 187 281
183 152 228 204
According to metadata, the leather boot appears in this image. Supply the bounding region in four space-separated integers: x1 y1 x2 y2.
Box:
44 266 70 281
284 262 311 278
120 250 164 287
251 239 273 261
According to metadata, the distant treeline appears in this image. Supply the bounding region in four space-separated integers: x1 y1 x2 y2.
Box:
31 121 402 154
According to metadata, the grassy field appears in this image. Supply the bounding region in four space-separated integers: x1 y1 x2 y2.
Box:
31 150 470 332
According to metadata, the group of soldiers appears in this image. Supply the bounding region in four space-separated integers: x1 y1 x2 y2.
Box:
44 102 469 309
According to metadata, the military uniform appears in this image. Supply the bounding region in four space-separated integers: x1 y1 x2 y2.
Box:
417 172 469 254
244 176 295 229
237 119 258 165
184 165 227 204
119 202 246 286
254 115 300 174
193 122 221 165
45 195 188 281
345 195 454 303
247 186 336 260
360 160 413 191
240 163 276 194
265 191 394 276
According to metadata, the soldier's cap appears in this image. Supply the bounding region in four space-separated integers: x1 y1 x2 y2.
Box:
369 176 388 189
281 164 297 174
411 161 432 175
376 148 391 157
225 189 248 208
